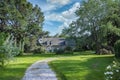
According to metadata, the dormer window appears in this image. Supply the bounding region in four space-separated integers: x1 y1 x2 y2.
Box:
39 39 42 44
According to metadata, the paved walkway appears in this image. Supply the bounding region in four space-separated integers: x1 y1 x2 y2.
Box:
22 58 58 80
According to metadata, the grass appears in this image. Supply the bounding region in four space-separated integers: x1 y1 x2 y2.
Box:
49 51 114 80
0 54 56 80
0 51 115 80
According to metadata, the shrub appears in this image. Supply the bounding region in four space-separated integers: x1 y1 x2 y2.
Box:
114 40 120 58
64 51 73 54
104 60 120 80
33 48 41 54
0 35 19 67
74 47 84 52
24 44 31 53
65 46 72 51
33 46 45 54
55 49 64 54
64 46 73 54
54 46 74 54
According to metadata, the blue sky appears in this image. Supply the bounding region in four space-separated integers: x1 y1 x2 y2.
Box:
28 0 81 36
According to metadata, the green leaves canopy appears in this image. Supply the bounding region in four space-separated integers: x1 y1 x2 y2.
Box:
61 0 120 52
0 0 44 53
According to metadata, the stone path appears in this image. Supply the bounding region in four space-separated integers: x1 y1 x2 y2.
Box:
22 58 58 80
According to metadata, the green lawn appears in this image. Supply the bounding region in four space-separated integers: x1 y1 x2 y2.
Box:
0 54 55 80
0 52 115 80
49 52 114 80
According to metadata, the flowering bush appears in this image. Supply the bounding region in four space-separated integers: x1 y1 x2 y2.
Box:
104 60 120 80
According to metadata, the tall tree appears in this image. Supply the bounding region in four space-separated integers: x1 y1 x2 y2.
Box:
101 0 120 47
63 0 108 53
61 0 120 53
0 0 44 53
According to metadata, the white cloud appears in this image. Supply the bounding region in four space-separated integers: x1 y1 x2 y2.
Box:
44 21 54 26
47 0 70 5
41 0 70 12
45 13 67 22
58 2 80 34
44 2 80 35
40 3 57 12
62 2 80 19
45 2 80 22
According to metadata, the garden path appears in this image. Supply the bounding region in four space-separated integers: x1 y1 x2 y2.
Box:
22 58 58 80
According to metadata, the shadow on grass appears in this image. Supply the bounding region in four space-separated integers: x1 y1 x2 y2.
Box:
0 63 32 80
17 53 56 58
20 51 96 58
49 56 114 80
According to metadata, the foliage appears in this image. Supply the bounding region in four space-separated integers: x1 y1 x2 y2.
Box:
54 46 74 54
64 51 73 54
64 46 73 54
33 46 45 54
0 0 44 53
65 46 72 51
114 40 120 58
61 0 120 53
104 59 120 80
0 34 19 67
55 49 65 54
61 0 108 52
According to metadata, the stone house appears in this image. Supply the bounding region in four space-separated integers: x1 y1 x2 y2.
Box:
38 38 76 52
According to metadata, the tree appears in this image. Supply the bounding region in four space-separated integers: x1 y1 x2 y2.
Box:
101 0 120 47
0 0 44 54
61 0 120 54
77 0 110 53
39 31 50 38
62 0 108 53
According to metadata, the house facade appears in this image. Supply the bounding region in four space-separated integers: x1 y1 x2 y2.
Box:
38 38 76 52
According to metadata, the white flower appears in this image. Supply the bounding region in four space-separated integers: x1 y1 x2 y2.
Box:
105 71 113 75
109 72 113 75
116 70 119 72
106 72 110 75
113 64 117 67
106 72 109 74
110 77 112 79
104 72 107 75
106 65 111 69
113 61 116 64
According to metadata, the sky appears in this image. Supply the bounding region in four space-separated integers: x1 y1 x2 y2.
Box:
28 0 81 36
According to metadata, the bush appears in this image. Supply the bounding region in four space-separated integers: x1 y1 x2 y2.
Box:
114 40 120 58
55 49 64 54
54 46 74 54
74 47 84 52
33 48 43 54
0 35 19 67
33 48 41 54
33 47 45 54
65 46 72 51
104 60 120 80
64 51 73 54
64 46 73 54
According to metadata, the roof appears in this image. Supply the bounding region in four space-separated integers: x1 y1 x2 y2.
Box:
38 38 76 47
39 38 66 46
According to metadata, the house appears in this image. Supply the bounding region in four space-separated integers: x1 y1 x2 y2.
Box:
38 38 76 52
